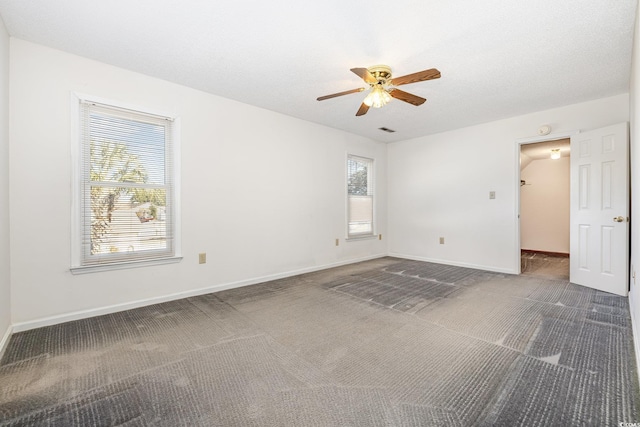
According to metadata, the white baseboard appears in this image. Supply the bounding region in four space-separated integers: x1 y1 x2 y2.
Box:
11 254 386 333
628 290 640 387
9 252 517 333
387 252 517 275
0 323 12 361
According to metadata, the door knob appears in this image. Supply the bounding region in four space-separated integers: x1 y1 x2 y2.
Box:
613 216 626 223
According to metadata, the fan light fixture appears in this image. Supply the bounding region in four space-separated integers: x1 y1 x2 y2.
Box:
550 149 561 160
363 85 391 108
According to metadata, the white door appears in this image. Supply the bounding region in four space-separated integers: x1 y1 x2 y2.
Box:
570 122 629 296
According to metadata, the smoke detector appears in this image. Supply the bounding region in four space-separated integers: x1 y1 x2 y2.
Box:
537 125 552 136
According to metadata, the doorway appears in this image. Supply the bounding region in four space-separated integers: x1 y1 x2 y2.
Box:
519 138 570 280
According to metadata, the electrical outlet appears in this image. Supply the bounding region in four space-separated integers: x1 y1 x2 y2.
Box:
198 253 206 264
335 238 339 246
489 191 496 199
439 237 445 244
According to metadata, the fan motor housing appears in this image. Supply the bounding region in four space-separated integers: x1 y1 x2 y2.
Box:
367 65 392 84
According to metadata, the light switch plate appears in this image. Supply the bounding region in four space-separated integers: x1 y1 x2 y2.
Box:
489 191 496 199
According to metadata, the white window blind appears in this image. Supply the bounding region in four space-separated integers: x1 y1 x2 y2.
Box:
347 155 374 238
77 101 176 267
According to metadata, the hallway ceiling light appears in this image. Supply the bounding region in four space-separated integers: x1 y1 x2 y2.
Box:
550 148 561 160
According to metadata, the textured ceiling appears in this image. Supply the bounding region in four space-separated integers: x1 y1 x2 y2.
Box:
0 0 636 142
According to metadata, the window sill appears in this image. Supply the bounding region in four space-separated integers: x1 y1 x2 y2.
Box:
70 256 183 275
346 234 378 242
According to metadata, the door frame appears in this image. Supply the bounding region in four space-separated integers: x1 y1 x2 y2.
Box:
514 131 578 274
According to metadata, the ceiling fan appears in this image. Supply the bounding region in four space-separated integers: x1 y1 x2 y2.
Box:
317 65 441 116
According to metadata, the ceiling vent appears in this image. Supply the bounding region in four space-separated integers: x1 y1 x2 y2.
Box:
379 127 396 133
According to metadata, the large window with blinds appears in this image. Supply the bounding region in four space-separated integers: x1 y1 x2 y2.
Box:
347 154 374 238
72 98 179 271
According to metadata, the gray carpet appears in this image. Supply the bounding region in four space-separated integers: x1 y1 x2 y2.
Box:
1 257 638 426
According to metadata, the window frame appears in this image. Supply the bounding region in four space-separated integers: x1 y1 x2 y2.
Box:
70 93 182 274
346 154 376 240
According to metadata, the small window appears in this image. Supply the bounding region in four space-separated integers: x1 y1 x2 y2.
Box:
347 155 374 238
72 99 179 271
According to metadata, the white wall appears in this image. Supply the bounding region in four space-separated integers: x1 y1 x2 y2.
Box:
0 17 11 350
628 0 640 373
9 39 387 326
388 94 629 273
520 157 570 253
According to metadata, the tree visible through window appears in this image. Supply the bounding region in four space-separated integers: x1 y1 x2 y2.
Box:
76 101 176 267
347 155 374 237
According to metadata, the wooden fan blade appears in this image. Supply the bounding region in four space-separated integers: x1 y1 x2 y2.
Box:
350 68 377 84
392 68 441 86
356 103 370 116
389 89 426 106
317 87 365 101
